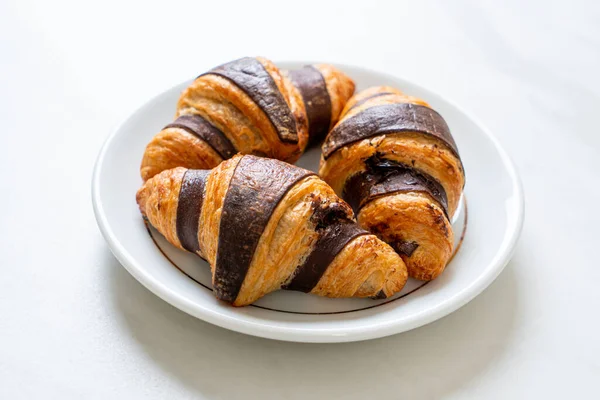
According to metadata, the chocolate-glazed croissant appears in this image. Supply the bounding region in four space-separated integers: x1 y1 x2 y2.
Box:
140 56 308 181
319 86 465 281
287 64 355 145
137 154 407 306
140 58 355 182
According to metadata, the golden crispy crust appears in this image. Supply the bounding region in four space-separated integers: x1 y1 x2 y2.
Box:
177 75 281 155
341 86 430 120
140 57 312 183
140 128 223 182
312 234 407 298
136 167 186 250
358 193 453 280
136 155 408 306
341 85 403 114
176 57 308 163
140 60 355 184
319 86 464 281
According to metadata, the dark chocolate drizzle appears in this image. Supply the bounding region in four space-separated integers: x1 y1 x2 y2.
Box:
203 57 299 143
214 155 315 303
322 102 460 160
284 203 368 293
288 66 332 144
165 115 236 159
176 169 210 253
347 91 395 111
343 155 449 218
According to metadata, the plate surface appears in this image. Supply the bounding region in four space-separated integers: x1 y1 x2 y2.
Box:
92 62 524 343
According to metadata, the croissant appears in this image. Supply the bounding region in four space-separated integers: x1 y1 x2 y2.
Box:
140 58 355 181
319 86 465 281
136 154 408 306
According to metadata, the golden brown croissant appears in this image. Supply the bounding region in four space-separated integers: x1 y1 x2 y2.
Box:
140 58 355 181
137 154 408 306
319 86 465 281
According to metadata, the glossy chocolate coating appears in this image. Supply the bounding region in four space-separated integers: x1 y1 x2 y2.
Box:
214 156 314 303
322 103 459 159
288 66 332 144
343 155 449 217
204 57 299 143
176 169 210 253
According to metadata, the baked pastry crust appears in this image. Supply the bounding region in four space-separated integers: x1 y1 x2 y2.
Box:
140 59 356 181
140 122 227 182
140 57 308 181
137 155 407 306
319 86 465 280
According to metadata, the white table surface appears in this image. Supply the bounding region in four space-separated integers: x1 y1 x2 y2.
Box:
1 0 598 398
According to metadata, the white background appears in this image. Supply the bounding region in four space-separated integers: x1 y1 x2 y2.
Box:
1 0 598 398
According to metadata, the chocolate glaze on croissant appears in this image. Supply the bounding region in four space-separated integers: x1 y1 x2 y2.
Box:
201 57 301 144
140 59 355 181
288 64 355 145
137 154 408 306
319 86 465 281
140 57 308 181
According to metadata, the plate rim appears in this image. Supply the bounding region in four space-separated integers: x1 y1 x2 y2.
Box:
92 62 525 343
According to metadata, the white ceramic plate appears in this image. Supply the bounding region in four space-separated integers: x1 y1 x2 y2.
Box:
92 62 524 343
